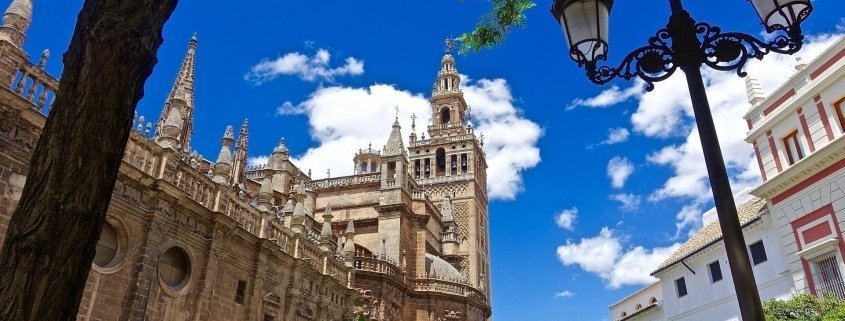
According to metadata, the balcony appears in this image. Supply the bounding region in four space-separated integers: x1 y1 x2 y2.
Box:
352 256 488 304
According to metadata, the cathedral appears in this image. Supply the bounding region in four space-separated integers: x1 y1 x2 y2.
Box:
0 0 492 320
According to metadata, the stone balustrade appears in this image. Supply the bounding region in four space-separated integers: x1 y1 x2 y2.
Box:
296 236 323 270
11 58 59 115
415 172 474 185
266 220 293 254
353 256 487 303
411 278 487 303
123 133 161 177
305 173 380 190
224 196 261 235
409 133 476 147
167 161 215 208
354 256 404 279
427 121 466 132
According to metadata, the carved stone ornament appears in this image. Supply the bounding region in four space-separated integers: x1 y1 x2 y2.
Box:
443 310 462 320
296 301 315 319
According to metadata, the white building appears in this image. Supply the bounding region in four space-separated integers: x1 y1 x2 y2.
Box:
747 35 845 302
609 198 794 321
609 35 845 321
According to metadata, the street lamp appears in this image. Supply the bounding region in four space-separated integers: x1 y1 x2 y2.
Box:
551 0 812 320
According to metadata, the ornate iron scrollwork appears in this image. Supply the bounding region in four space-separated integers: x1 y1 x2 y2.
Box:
583 21 803 91
586 28 677 91
698 22 803 77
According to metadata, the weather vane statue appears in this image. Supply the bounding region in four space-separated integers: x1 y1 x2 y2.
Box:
445 38 457 53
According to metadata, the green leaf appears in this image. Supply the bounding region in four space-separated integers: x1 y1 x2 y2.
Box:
457 0 536 54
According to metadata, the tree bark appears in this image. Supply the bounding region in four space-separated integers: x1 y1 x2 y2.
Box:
0 0 177 320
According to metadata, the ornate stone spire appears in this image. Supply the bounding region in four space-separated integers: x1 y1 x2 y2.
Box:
409 113 417 142
429 39 469 128
343 213 356 266
257 174 274 212
440 195 454 222
291 183 307 233
432 38 462 97
154 35 198 152
231 119 249 184
382 116 405 156
0 0 32 47
320 204 335 252
267 137 289 171
212 126 234 184
745 75 765 107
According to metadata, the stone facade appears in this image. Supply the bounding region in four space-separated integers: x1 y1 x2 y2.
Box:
0 1 492 321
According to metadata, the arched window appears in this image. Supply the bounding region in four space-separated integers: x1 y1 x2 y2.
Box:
649 297 658 305
435 148 446 176
370 162 377 173
620 311 627 318
440 108 451 124
635 304 642 311
359 162 367 174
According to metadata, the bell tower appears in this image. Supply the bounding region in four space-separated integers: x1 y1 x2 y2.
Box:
430 39 469 132
408 40 490 295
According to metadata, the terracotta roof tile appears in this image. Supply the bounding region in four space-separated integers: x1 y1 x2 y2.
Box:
651 198 768 275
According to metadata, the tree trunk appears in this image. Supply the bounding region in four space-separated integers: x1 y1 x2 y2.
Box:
0 0 177 320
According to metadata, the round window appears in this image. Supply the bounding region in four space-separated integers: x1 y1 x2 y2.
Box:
93 222 118 267
158 247 190 288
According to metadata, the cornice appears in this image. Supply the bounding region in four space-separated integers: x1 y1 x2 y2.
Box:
751 136 845 200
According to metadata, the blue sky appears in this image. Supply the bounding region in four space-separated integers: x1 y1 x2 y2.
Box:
22 0 845 320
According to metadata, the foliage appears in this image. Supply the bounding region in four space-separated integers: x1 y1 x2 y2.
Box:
763 293 845 321
457 0 536 54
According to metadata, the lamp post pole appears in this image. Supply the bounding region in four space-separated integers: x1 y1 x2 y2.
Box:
551 0 812 319
666 1 765 320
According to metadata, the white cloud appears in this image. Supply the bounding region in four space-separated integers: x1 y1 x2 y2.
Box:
248 155 269 167
555 208 578 230
245 48 364 83
573 33 844 237
278 76 542 201
589 127 630 148
567 80 645 110
603 127 630 145
607 156 634 189
674 204 703 239
556 227 680 289
554 290 575 298
464 77 543 200
609 193 641 212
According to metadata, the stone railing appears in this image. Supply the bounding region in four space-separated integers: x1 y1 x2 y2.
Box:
225 197 261 235
266 220 293 254
167 162 215 208
297 237 323 270
244 165 266 180
353 256 406 285
411 278 487 303
11 58 59 115
428 122 466 132
410 190 429 200
409 134 475 147
305 173 380 190
415 172 473 185
441 232 459 243
353 256 487 303
123 133 161 177
384 178 396 187
325 256 349 284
